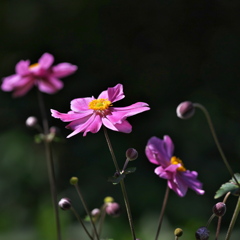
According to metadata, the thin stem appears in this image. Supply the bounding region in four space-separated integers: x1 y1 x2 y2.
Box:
206 214 215 228
103 127 136 240
74 183 100 240
215 217 222 240
37 90 61 240
97 205 107 238
71 207 93 240
155 185 170 240
193 103 240 187
225 196 240 240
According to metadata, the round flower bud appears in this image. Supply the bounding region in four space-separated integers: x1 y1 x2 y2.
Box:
174 228 183 237
104 196 114 203
91 208 100 217
26 116 38 128
126 148 138 161
105 202 121 217
70 176 78 185
176 101 195 119
195 227 210 240
212 202 226 217
59 198 71 210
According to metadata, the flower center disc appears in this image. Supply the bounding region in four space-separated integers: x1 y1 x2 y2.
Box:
170 156 186 172
29 63 39 69
88 98 112 110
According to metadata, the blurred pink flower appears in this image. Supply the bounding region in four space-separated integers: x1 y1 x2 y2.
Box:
1 53 77 97
145 136 204 197
51 84 150 137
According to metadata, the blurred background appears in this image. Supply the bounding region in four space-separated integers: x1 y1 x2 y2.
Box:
1 0 240 239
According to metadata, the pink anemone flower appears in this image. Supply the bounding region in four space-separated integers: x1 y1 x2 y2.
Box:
1 53 77 97
145 136 205 197
51 84 150 137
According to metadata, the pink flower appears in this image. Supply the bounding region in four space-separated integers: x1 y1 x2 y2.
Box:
51 84 150 137
145 136 204 197
1 53 77 97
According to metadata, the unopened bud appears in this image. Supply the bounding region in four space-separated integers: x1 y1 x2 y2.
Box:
59 198 71 210
26 116 38 127
195 227 209 240
70 176 78 185
104 196 114 203
105 202 121 217
174 228 183 237
91 208 100 217
126 148 138 161
212 202 226 217
176 101 195 119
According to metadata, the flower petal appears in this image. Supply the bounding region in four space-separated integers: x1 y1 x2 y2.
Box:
37 77 63 94
70 97 94 112
38 53 54 69
102 117 132 133
52 63 78 78
15 60 30 75
98 84 125 102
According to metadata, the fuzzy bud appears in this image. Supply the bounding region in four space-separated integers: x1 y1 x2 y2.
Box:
26 116 38 128
126 148 138 161
70 176 78 185
59 198 71 210
91 208 100 217
195 227 210 240
105 202 121 217
174 228 183 237
176 101 195 119
212 202 226 217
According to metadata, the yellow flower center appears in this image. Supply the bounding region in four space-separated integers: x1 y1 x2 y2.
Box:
29 63 39 69
88 98 112 110
170 156 186 172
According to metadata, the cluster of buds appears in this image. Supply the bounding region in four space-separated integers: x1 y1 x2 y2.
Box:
104 196 121 217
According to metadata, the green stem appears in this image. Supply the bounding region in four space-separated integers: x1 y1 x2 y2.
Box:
103 127 136 240
155 185 170 240
71 207 93 240
97 204 107 238
225 196 240 240
37 90 61 240
74 183 100 240
194 103 240 187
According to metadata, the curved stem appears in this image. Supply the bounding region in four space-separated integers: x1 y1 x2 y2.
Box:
37 90 61 240
71 207 93 240
155 184 170 240
74 183 100 240
225 196 240 240
103 127 136 240
194 103 240 187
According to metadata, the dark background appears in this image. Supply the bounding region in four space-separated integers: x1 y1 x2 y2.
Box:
0 0 240 239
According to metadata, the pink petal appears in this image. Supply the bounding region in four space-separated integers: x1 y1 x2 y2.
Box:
102 117 132 133
70 97 94 112
52 63 78 78
13 79 35 97
98 84 125 102
38 53 54 69
1 75 21 91
15 60 30 75
37 77 63 94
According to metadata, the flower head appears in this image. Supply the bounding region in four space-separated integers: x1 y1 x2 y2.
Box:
145 136 204 197
51 84 150 137
1 53 77 97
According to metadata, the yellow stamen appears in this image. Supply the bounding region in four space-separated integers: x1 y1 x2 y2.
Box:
170 156 186 172
88 98 112 110
29 63 39 69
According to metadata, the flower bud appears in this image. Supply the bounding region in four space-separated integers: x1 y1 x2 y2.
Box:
126 148 138 161
104 196 114 203
195 227 209 240
212 202 226 217
70 176 78 185
91 208 100 217
174 228 183 237
59 198 71 210
105 202 121 217
26 116 38 128
176 101 195 119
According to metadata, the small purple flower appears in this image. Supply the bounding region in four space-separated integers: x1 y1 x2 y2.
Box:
1 53 77 97
145 136 205 197
51 84 150 137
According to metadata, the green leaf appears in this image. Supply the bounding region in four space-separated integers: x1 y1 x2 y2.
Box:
108 173 126 185
214 173 240 199
124 167 136 174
